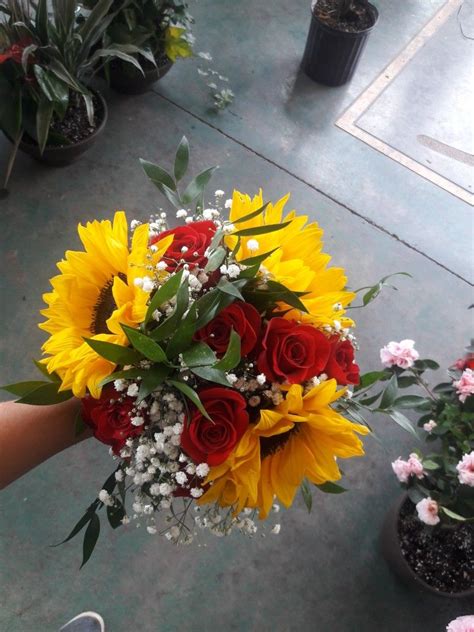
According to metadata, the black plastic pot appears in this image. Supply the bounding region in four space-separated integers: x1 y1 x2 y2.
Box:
109 58 173 95
10 91 108 167
380 494 474 599
302 3 378 86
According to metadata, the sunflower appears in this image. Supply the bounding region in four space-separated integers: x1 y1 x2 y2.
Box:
39 211 172 398
225 190 355 329
199 380 369 518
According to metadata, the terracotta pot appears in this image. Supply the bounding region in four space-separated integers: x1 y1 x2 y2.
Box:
109 58 173 95
302 2 378 86
8 91 108 167
380 493 474 599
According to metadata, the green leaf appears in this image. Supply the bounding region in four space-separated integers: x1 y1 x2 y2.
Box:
181 166 218 204
393 395 432 410
137 365 171 401
145 270 184 326
441 507 466 521
216 277 245 300
300 480 313 513
167 379 211 420
107 502 125 529
47 59 87 94
397 376 419 388
79 0 114 47
81 512 100 568
214 329 241 372
355 370 389 390
160 183 182 209
239 247 280 266
139 158 176 191
182 343 217 367
204 246 227 273
150 277 189 342
122 325 168 363
207 228 224 253
174 136 189 181
232 202 270 225
386 410 419 439
422 459 439 470
358 392 382 406
245 280 308 314
190 365 230 387
379 374 398 409
1 380 50 397
82 93 94 127
83 338 141 365
36 99 53 155
53 506 97 547
414 359 440 371
16 383 73 405
315 481 347 494
21 44 38 74
36 0 48 40
232 221 291 237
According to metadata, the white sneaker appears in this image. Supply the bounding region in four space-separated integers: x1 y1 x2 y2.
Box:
59 611 105 632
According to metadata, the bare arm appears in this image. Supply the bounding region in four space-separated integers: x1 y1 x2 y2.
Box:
0 398 91 490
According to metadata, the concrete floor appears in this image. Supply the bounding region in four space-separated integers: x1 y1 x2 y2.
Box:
0 1 473 631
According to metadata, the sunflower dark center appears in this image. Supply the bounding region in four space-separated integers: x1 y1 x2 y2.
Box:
91 273 126 335
260 424 301 459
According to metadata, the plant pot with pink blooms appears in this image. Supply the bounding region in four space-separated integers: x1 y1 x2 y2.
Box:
356 338 474 598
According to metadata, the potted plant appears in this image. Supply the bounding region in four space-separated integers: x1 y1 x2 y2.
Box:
0 0 146 187
301 0 379 86
352 338 474 597
81 0 194 94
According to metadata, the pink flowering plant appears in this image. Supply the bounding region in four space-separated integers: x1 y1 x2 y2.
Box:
354 339 474 527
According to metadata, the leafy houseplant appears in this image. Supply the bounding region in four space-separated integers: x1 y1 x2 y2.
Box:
81 0 194 94
0 0 147 185
301 0 379 86
359 339 474 597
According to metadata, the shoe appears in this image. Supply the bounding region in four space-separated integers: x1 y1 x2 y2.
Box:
59 611 105 632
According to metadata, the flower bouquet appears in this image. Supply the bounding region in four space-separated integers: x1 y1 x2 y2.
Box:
3 138 394 566
367 339 474 595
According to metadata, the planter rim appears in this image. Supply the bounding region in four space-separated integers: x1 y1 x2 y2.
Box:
310 2 379 37
387 493 474 599
19 89 108 154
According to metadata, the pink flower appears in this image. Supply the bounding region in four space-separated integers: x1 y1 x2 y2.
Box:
380 339 419 369
446 615 474 632
423 419 437 433
416 497 440 526
391 453 424 483
456 451 474 487
454 368 474 403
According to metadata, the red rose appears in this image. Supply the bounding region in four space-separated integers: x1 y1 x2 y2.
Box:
81 386 145 454
194 301 261 357
150 220 216 270
0 38 34 64
324 337 360 385
180 388 249 466
454 356 474 371
257 318 331 384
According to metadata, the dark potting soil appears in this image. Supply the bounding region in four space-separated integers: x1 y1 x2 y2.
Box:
313 0 374 33
22 92 103 148
398 498 474 593
49 92 103 145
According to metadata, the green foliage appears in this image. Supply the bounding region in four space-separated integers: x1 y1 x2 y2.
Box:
349 272 412 309
353 346 474 524
140 136 218 211
0 0 146 158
